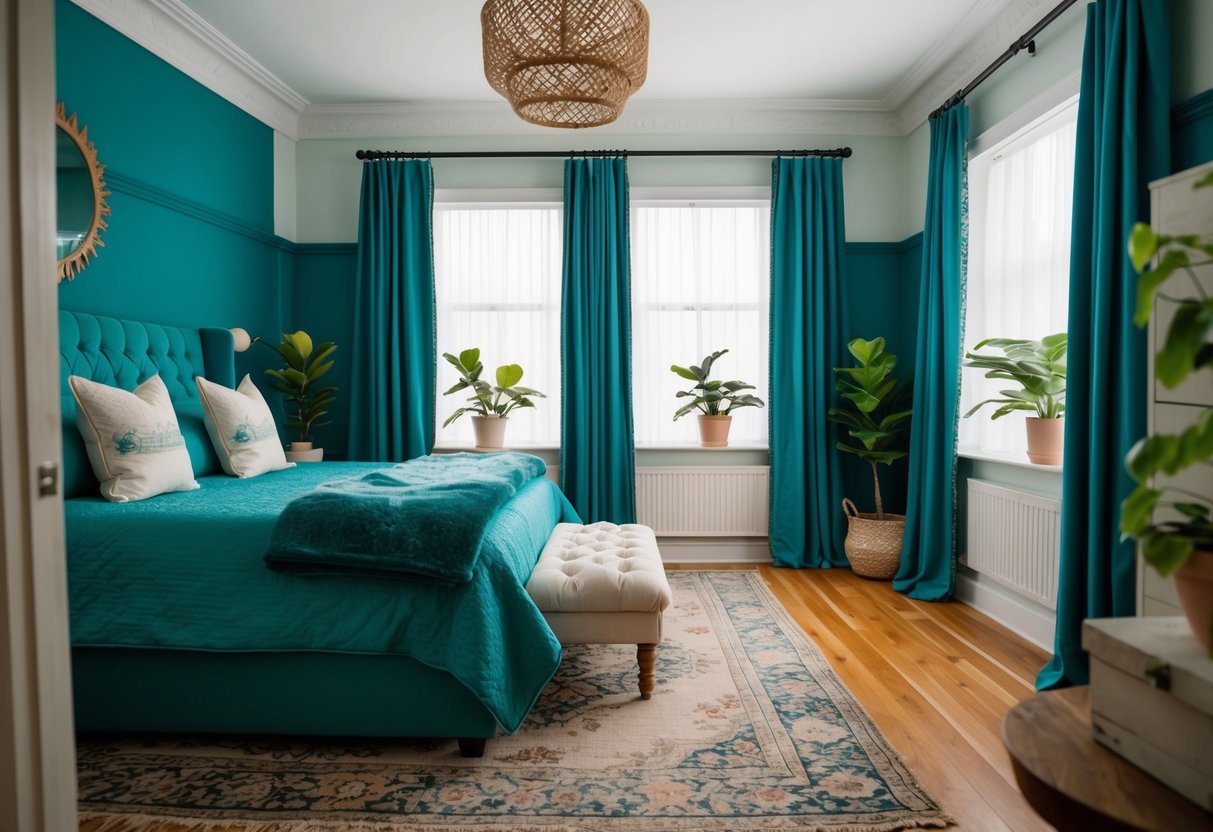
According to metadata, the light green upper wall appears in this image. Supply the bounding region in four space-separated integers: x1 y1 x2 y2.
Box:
1172 0 1213 102
295 133 904 243
293 1 1213 246
898 0 1213 242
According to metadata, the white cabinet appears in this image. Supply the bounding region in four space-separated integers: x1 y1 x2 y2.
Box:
1138 160 1213 616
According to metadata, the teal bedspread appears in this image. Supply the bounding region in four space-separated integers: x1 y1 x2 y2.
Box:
266 452 547 583
64 462 578 733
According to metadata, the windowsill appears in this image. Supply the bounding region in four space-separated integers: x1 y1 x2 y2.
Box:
635 441 769 451
434 443 558 452
958 447 1062 474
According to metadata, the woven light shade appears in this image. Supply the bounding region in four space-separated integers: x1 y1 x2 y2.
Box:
481 0 649 129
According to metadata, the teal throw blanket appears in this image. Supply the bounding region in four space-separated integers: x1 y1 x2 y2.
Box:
265 452 546 583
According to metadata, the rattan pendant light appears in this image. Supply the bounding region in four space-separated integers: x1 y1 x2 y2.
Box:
481 0 650 129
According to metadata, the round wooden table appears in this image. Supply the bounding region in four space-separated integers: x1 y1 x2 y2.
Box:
1002 686 1212 832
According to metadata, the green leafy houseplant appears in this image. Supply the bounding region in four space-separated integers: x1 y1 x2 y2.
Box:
962 334 1068 420
670 349 765 420
441 347 546 428
254 330 337 444
827 337 913 520
1120 170 1213 589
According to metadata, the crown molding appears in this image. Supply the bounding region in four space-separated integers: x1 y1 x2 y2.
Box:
70 0 1080 143
298 98 904 139
69 0 307 138
893 0 1082 135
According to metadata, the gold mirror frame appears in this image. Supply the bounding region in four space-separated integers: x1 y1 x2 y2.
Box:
56 102 110 282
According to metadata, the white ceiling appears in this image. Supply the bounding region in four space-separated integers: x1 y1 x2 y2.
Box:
75 0 1058 138
179 0 995 107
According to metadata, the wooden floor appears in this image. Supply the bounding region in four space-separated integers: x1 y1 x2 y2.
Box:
668 563 1053 832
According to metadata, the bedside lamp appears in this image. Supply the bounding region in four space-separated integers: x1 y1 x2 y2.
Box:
230 327 252 353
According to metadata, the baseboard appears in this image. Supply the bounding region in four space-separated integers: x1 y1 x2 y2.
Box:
657 537 770 564
954 571 1055 651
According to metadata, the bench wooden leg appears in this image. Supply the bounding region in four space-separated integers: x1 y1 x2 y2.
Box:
457 737 487 758
637 643 657 700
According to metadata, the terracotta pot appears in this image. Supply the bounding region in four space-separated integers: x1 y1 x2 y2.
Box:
842 498 905 580
1174 549 1213 652
472 415 508 450
1025 417 1064 465
285 440 323 463
697 415 733 448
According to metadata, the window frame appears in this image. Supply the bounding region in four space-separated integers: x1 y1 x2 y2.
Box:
959 91 1079 470
432 189 564 449
629 187 772 449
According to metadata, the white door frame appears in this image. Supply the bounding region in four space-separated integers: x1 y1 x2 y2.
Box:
0 0 79 828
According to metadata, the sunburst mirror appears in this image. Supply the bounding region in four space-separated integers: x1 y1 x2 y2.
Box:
56 101 110 282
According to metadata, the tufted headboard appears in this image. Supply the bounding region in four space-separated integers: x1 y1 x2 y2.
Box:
59 310 237 499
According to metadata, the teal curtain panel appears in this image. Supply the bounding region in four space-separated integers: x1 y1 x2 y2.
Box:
348 160 436 462
560 157 636 523
1037 0 1171 690
894 104 969 601
768 157 851 568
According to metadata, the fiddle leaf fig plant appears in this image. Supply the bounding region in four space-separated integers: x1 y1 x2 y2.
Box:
670 349 765 420
1120 169 1213 584
827 337 913 519
256 330 338 444
441 347 545 428
962 334 1067 420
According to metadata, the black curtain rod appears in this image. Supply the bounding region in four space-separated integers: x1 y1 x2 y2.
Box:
931 0 1079 120
354 148 853 161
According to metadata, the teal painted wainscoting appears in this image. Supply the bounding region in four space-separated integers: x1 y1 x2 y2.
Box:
1172 88 1213 171
55 0 285 392
841 235 922 518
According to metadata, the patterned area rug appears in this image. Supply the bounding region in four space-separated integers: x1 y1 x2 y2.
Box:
78 571 951 831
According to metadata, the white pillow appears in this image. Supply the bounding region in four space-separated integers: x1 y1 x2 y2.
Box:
195 374 293 478
69 374 200 502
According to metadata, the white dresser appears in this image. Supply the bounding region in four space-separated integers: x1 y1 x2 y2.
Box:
1139 160 1213 616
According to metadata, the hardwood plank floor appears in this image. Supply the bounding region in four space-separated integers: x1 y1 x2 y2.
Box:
667 563 1053 832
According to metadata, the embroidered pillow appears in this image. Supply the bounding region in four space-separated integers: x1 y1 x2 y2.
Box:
69 374 200 502
195 374 293 478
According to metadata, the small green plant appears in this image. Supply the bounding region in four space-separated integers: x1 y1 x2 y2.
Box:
441 347 545 427
827 337 913 519
962 334 1067 420
670 349 764 419
1120 169 1213 583
255 330 337 444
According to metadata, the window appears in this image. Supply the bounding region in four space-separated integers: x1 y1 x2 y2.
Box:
631 198 771 446
959 99 1078 461
433 200 562 447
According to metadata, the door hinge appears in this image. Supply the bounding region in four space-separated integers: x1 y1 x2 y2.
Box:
37 462 58 497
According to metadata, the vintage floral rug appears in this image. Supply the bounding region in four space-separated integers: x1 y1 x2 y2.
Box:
78 571 951 831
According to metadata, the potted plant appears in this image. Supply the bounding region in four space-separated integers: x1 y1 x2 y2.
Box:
670 349 765 448
442 347 545 450
827 337 913 579
254 330 337 462
1121 169 1213 653
962 334 1068 465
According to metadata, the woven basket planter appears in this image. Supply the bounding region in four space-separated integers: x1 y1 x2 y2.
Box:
842 498 905 580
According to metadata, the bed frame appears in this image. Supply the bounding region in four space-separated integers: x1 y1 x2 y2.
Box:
61 310 497 757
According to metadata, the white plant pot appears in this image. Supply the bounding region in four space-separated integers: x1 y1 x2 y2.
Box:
286 440 324 463
471 415 508 450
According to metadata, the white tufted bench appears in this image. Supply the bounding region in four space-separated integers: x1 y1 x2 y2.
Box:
526 522 672 699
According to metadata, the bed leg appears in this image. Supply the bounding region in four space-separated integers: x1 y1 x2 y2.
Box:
457 737 487 758
637 643 657 700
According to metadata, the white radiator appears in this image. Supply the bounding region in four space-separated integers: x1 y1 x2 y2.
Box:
636 466 769 536
964 479 1061 609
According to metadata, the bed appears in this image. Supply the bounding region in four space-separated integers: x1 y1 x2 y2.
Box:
61 310 577 755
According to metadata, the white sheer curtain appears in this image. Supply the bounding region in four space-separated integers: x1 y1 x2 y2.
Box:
631 201 771 446
433 203 562 447
959 102 1077 460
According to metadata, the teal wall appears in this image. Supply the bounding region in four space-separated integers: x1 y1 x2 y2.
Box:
55 0 287 386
